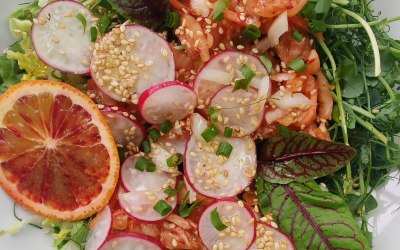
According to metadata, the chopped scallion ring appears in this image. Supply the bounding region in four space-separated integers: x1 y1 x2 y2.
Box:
153 200 172 216
201 125 219 142
135 156 156 172
166 11 181 29
90 26 97 42
210 208 227 231
224 127 233 138
216 141 233 158
148 128 161 142
292 30 303 42
243 24 261 40
288 57 307 73
233 64 256 92
160 119 173 134
213 0 230 21
166 153 183 167
259 55 273 74
142 140 151 153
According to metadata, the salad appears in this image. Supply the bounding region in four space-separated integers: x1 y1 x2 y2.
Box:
0 0 399 249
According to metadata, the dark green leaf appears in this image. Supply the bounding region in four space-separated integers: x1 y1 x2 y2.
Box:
258 132 357 184
336 56 357 79
342 75 364 98
308 19 327 32
314 0 332 14
263 181 371 249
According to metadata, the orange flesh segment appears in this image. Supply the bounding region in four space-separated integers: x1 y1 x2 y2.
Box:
0 93 110 212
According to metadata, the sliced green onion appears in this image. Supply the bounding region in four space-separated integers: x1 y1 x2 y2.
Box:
90 26 97 42
201 125 219 142
224 127 233 138
243 24 261 40
287 57 306 73
216 141 233 158
240 64 256 79
292 30 303 42
135 156 148 172
166 153 183 167
135 156 156 172
142 140 151 153
160 120 173 134
315 0 332 14
153 200 172 216
233 64 256 92
166 11 181 29
164 186 178 196
148 128 161 142
179 191 203 218
206 107 216 117
75 13 87 33
98 14 112 35
213 0 230 21
210 208 227 231
259 55 273 74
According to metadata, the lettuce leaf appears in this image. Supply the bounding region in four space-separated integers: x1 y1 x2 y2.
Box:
0 56 24 93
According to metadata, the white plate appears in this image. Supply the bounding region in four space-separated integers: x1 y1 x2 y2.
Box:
0 0 399 249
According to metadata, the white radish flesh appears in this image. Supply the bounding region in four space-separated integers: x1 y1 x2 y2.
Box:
100 106 146 147
190 0 211 17
119 156 177 222
194 51 268 103
249 222 295 250
99 232 163 250
184 134 257 199
138 81 197 124
210 85 265 136
85 206 112 250
198 199 256 250
90 25 175 102
31 0 95 74
256 11 288 53
191 113 209 142
184 175 198 204
270 91 312 111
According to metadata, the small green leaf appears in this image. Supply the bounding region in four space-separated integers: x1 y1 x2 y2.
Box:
314 0 332 14
342 75 364 98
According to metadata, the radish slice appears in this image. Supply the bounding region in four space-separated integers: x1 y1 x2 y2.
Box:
269 91 312 110
184 134 257 199
100 106 146 147
138 81 197 124
91 24 175 103
191 113 209 142
119 156 177 222
256 11 288 53
31 0 95 74
209 85 265 136
150 133 189 173
194 51 268 103
249 222 295 250
198 199 256 250
99 232 163 250
184 175 198 203
85 206 112 250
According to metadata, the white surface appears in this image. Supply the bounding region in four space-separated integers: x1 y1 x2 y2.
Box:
0 0 400 249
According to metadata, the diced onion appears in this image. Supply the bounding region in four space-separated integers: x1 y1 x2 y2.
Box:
190 0 210 17
265 108 289 124
256 11 288 53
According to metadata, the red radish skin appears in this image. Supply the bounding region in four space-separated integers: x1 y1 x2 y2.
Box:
85 206 112 250
99 232 163 250
209 85 265 137
198 198 256 250
138 81 197 124
90 25 175 103
31 1 95 74
194 51 269 103
99 105 146 148
249 222 296 250
119 156 177 222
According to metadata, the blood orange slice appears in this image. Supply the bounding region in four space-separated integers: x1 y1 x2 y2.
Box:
0 80 120 221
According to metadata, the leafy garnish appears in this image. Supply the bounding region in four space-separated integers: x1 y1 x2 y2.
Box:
179 191 202 218
257 131 356 184
259 179 371 249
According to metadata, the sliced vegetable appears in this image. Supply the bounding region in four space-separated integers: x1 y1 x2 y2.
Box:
85 206 112 250
31 0 95 74
198 199 256 250
99 232 163 250
256 11 288 52
248 222 295 250
138 81 197 124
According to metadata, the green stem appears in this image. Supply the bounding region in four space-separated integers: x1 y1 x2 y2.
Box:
378 76 395 100
308 0 349 5
316 39 337 74
332 4 381 77
326 16 400 29
361 61 371 112
332 93 375 119
354 116 388 144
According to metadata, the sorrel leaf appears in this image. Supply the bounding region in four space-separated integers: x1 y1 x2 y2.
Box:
257 132 356 184
259 180 370 250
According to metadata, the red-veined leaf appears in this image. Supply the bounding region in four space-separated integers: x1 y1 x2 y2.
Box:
257 132 356 184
